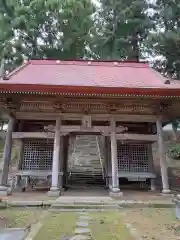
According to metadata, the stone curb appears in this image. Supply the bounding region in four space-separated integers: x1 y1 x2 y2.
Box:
25 222 43 240
51 204 118 209
54 200 174 205
0 200 174 209
52 201 174 209
24 211 49 240
49 208 119 212
0 200 55 208
118 202 175 208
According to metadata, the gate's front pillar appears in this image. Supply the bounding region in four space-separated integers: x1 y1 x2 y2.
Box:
0 116 15 196
48 118 61 197
156 118 171 194
109 116 123 196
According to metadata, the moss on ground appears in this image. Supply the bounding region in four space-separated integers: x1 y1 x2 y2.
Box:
34 212 77 240
90 212 133 240
0 209 41 228
34 211 132 240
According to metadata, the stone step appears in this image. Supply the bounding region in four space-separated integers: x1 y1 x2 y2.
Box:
70 172 103 176
68 135 105 183
50 204 118 211
71 164 102 168
69 169 103 173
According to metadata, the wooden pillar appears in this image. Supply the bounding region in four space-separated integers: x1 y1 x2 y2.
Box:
48 118 61 196
156 119 170 193
109 116 122 196
148 144 156 191
0 116 15 196
104 136 109 187
14 139 24 188
63 135 69 189
59 136 64 190
172 123 178 141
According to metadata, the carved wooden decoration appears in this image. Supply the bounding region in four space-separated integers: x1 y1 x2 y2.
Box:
3 98 20 111
20 100 156 114
102 126 128 136
13 97 176 117
44 125 55 132
81 115 92 129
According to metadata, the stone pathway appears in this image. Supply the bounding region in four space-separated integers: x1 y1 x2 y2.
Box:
0 229 26 240
69 212 92 240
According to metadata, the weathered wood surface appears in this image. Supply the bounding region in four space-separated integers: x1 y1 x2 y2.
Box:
15 112 158 122
116 133 157 141
0 131 157 140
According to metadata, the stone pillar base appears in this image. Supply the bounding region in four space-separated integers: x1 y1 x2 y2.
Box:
109 187 123 197
161 189 173 196
47 187 61 197
162 189 171 194
0 186 12 197
150 179 156 191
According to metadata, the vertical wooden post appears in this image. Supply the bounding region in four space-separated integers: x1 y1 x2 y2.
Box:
104 136 109 187
0 116 15 196
59 136 64 190
48 118 61 196
110 116 122 196
156 119 170 193
63 135 69 189
172 123 178 141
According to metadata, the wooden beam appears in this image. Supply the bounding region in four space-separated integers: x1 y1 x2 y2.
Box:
3 131 157 141
7 125 126 139
115 133 157 141
15 112 157 122
12 132 55 139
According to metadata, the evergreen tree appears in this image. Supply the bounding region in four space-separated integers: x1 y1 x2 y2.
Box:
93 0 151 61
149 0 180 79
0 0 24 72
0 0 95 71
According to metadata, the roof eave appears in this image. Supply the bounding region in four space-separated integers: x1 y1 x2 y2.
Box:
0 83 180 98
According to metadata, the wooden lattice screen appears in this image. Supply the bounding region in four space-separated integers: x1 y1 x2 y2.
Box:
117 142 151 173
22 139 53 170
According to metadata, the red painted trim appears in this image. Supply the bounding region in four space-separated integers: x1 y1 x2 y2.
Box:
0 83 180 96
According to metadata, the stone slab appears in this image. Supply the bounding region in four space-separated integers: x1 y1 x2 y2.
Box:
78 212 88 215
48 190 61 197
76 222 88 227
0 229 26 240
109 191 123 197
55 196 112 203
78 216 92 220
70 235 91 240
74 228 90 234
7 201 43 207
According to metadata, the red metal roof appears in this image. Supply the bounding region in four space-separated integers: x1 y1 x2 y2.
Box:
0 60 180 96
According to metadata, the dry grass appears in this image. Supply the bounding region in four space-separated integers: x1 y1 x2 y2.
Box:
0 209 41 228
90 212 133 240
121 208 180 240
34 212 77 240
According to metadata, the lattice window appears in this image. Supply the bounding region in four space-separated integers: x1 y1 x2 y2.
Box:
23 139 53 170
117 142 150 173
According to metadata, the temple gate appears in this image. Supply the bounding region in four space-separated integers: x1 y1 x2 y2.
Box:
0 59 180 197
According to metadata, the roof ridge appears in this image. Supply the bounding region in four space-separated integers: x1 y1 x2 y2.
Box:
30 59 148 63
30 59 149 68
7 61 30 79
150 68 172 85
